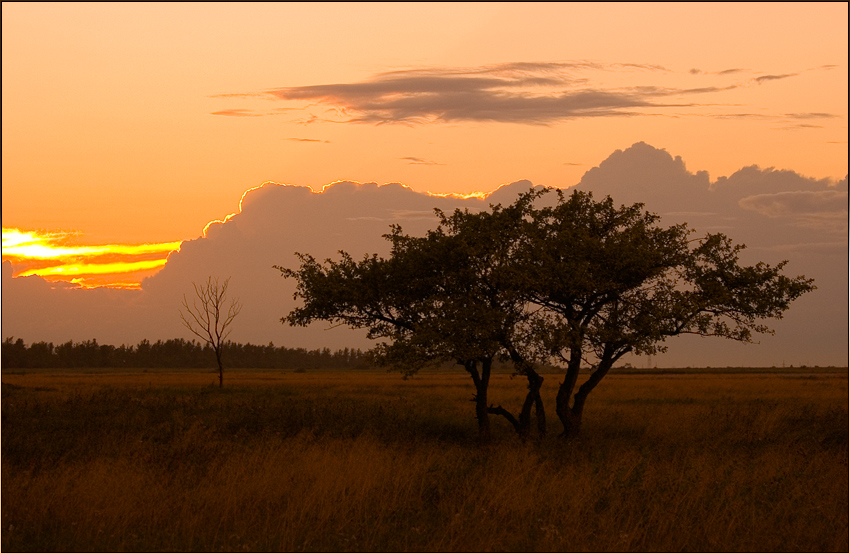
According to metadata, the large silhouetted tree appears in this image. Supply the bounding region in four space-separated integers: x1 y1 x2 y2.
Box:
279 193 546 442
519 190 815 436
180 276 242 388
280 188 814 438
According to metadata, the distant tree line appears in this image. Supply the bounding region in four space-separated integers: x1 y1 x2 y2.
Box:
1 337 373 370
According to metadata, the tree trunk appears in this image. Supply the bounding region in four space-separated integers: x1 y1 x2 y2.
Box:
557 355 617 438
465 359 492 442
518 369 545 439
556 353 583 437
534 384 546 437
505 345 546 439
215 347 224 388
556 387 582 437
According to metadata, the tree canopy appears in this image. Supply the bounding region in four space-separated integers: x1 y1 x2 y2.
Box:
280 193 546 440
279 188 815 439
516 190 815 434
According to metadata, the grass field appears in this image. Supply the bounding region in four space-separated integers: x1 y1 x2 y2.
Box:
2 368 847 552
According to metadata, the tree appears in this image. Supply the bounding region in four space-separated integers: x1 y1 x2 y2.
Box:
519 189 816 436
180 276 242 387
279 193 546 442
280 188 814 439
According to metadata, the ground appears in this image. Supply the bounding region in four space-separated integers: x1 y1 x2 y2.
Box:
2 367 847 551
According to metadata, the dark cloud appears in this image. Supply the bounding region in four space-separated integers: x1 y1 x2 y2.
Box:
262 63 732 125
268 83 661 125
209 62 820 125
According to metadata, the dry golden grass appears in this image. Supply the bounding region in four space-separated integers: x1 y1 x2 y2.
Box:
2 369 847 551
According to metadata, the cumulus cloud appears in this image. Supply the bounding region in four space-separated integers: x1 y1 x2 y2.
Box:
578 144 847 234
739 190 848 217
739 190 848 235
577 141 713 216
2 145 846 367
713 165 835 192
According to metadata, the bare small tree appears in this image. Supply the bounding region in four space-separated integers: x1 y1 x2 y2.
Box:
180 276 241 387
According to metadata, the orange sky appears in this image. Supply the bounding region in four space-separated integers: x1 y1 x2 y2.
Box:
2 2 847 287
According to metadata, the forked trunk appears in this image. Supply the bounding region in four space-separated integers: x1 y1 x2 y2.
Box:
557 354 619 437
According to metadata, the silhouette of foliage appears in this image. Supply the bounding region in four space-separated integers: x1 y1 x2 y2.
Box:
279 192 547 441
280 188 815 437
517 190 815 435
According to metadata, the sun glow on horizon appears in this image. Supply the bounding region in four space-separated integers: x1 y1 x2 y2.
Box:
2 228 182 289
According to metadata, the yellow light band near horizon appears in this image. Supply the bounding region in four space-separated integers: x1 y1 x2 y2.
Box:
2 228 181 259
16 258 170 277
2 228 181 288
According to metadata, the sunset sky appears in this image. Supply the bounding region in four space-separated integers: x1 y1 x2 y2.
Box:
1 3 847 365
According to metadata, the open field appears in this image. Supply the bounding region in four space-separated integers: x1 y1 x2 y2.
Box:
2 369 847 552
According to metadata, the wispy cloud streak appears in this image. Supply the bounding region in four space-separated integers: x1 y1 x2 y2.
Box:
211 109 263 117
755 73 798 84
400 157 444 165
784 112 838 119
284 137 330 143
